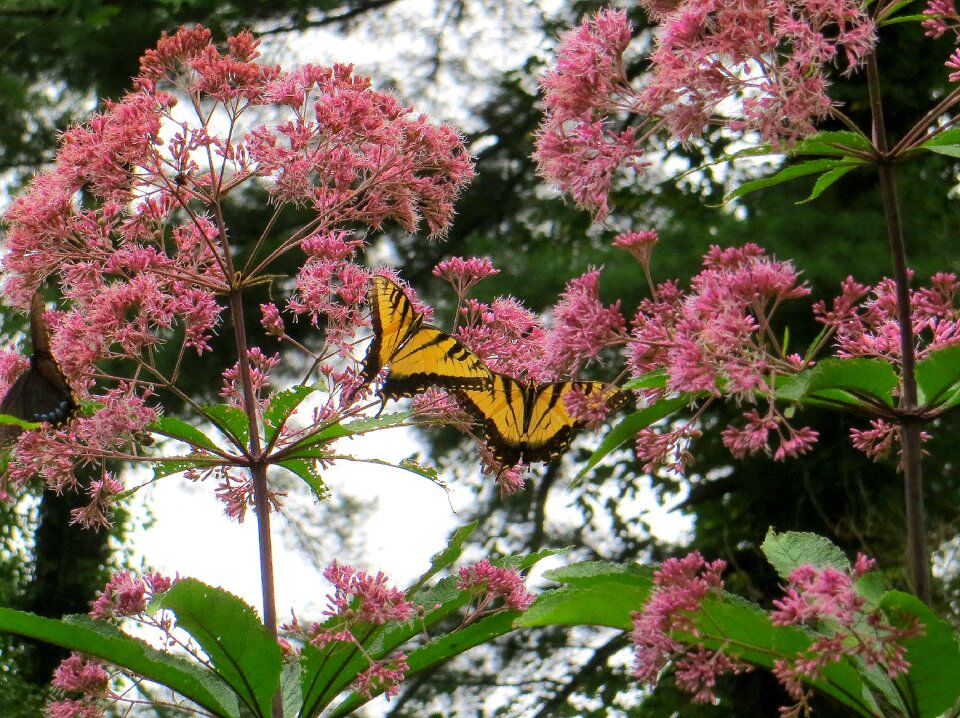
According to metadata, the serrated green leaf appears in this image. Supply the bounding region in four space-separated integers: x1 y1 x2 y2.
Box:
277 458 327 499
205 404 250 448
882 591 960 718
150 415 222 452
776 358 898 408
263 385 321 441
0 608 238 717
798 164 858 203
916 344 960 406
326 611 519 718
0 413 40 431
724 159 858 204
791 130 872 155
152 579 281 718
761 529 850 580
520 562 652 629
919 127 960 148
152 458 208 480
575 395 692 481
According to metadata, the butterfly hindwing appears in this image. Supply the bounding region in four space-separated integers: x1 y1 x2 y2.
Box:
0 293 76 441
361 276 490 401
455 374 626 466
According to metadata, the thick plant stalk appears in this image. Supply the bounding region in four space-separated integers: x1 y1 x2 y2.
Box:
227 288 284 718
866 53 931 603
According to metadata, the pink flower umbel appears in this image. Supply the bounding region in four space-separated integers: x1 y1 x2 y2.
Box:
534 1 876 219
631 552 750 703
1 24 474 524
433 256 500 299
458 559 536 614
545 269 626 375
769 556 922 713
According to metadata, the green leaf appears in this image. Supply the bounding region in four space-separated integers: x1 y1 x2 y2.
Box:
776 357 898 408
920 127 960 148
621 369 668 390
915 344 960 406
724 159 861 204
327 612 519 718
790 130 872 156
798 163 857 203
926 144 960 158
316 410 412 440
690 595 878 716
0 413 40 431
205 404 250 447
151 579 282 718
407 522 477 594
0 608 238 717
150 415 222 452
519 562 653 630
882 591 960 718
761 529 849 581
263 384 322 441
575 395 692 481
152 458 210 480
277 458 327 499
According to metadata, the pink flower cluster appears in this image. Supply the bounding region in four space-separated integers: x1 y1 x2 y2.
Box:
433 256 500 299
46 653 111 718
88 570 174 620
1 24 474 521
770 555 921 713
287 561 414 700
535 1 876 218
631 552 750 703
922 0 960 80
815 272 960 362
628 243 816 470
457 559 536 613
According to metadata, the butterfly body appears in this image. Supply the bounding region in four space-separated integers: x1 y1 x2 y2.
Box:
0 293 76 440
455 373 627 466
361 276 489 401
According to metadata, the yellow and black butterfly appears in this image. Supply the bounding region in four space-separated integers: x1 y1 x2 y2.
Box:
360 276 490 402
453 372 628 466
0 292 76 441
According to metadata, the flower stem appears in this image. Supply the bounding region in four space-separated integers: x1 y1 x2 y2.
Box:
866 52 931 603
226 288 283 717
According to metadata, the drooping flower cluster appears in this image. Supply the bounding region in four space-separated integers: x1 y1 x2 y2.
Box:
631 552 750 703
535 2 876 219
770 555 921 716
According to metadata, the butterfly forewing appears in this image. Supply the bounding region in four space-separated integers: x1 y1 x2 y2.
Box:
361 276 491 401
0 294 77 441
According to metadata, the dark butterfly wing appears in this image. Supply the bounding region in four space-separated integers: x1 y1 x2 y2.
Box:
0 293 76 441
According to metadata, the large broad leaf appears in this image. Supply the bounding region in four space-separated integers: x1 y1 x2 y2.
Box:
776 357 898 409
150 415 222 452
882 591 960 718
518 562 653 630
151 579 282 718
915 343 960 408
0 608 238 717
761 529 850 580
